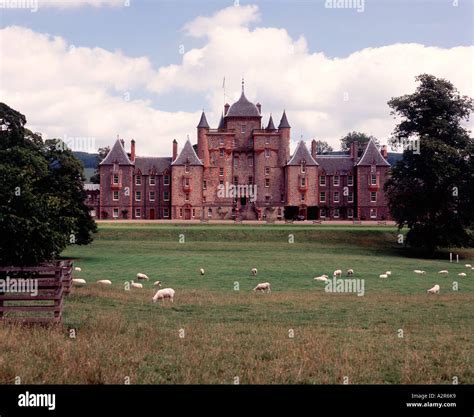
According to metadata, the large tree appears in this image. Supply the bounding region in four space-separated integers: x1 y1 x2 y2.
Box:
314 139 333 154
0 103 97 265
385 74 474 253
340 131 379 152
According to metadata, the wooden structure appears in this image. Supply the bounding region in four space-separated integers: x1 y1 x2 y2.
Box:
0 260 72 324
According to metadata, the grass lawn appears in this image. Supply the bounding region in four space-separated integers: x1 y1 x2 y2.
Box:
0 223 472 384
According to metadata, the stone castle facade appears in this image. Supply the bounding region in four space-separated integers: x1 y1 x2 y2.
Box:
99 84 392 221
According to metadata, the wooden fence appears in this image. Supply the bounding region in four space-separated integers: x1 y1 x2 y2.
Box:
0 260 73 324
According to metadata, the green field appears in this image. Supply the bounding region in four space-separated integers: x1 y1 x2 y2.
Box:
1 223 473 384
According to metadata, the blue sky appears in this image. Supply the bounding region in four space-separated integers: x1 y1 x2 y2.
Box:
0 0 472 154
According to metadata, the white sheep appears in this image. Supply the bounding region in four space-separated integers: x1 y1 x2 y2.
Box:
153 280 162 287
414 270 426 275
97 280 112 285
251 268 258 276
347 269 354 277
314 275 329 282
458 272 467 277
438 270 449 275
72 278 86 286
333 269 342 278
74 267 82 272
253 282 271 293
130 280 143 289
136 273 149 281
465 264 472 268
152 288 175 303
385 271 392 276
200 268 205 276
427 284 440 294
379 274 388 279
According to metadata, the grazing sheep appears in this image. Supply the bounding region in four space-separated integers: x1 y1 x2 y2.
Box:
136 273 149 281
414 270 426 275
152 288 175 303
97 280 112 285
333 269 342 278
458 273 467 277
471 267 474 271
251 268 258 276
465 264 472 268
74 267 82 272
379 274 388 279
385 271 392 276
72 278 86 286
427 284 440 294
347 269 354 277
200 268 205 276
438 270 449 275
153 280 162 287
253 282 271 293
130 280 143 289
314 275 329 282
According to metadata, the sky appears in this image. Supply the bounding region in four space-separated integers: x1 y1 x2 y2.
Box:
0 0 473 156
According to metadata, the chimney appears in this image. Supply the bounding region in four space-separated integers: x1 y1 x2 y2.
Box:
311 139 317 159
381 145 388 159
224 103 230 116
172 139 178 162
256 103 261 114
350 141 358 160
130 139 136 162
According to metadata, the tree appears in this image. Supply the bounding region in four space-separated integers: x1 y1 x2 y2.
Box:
314 140 333 154
0 103 97 265
340 131 379 152
90 146 110 184
384 74 474 253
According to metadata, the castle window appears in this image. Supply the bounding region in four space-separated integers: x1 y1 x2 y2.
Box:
113 174 119 184
265 178 270 188
334 191 340 203
185 165 190 174
136 175 141 186
113 208 119 218
348 208 354 219
184 177 190 187
149 176 156 186
320 208 326 218
203 180 207 190
135 208 141 218
371 173 377 185
371 192 377 203
208 207 212 217
135 191 141 201
265 195 270 202
333 175 340 186
301 162 306 173
164 175 170 186
348 191 354 203
233 155 239 167
265 148 270 158
164 191 169 201
179 208 183 217
300 177 306 187
149 191 155 201
202 196 206 203
113 191 119 201
320 176 326 186
220 149 225 157
320 191 326 203
248 155 253 167
281 194 284 203
163 208 169 218
220 138 224 146
185 193 190 202
219 180 224 186
334 208 340 218
219 167 224 176
265 167 270 176
370 208 377 219
249 176 253 185
241 125 246 134
348 175 353 186
265 138 269 145
192 208 196 217
301 193 305 201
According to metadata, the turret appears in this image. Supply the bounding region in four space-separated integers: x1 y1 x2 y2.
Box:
278 110 291 166
197 111 210 168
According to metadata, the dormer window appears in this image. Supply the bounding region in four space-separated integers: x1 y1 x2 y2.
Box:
348 175 353 186
301 161 306 173
185 164 190 174
135 175 141 186
149 175 156 186
371 173 377 185
333 175 340 186
113 174 119 185
320 176 326 186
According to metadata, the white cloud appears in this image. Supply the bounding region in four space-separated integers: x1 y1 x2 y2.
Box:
37 0 127 8
0 4 472 158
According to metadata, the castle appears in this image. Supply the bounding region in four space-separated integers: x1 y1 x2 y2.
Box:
99 83 392 221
